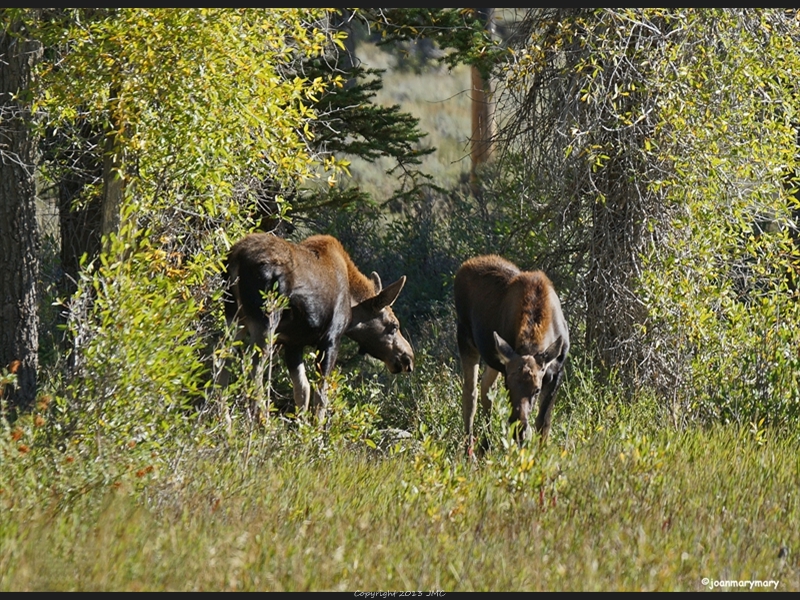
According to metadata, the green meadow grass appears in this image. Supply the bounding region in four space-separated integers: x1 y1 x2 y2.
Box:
2 353 798 592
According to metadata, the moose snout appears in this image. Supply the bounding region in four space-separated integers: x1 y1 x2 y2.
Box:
509 397 534 443
391 351 414 374
509 415 533 445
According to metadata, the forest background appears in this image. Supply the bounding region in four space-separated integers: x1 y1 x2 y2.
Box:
1 8 799 591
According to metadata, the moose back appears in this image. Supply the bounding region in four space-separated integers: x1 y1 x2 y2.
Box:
222 233 414 420
454 254 569 455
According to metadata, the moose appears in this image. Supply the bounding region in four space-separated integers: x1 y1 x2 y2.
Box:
454 254 569 456
222 232 414 421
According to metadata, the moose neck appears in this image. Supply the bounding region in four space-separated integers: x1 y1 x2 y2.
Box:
343 254 379 306
514 272 553 353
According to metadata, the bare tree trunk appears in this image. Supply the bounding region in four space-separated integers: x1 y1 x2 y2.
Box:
584 168 649 381
100 118 124 247
0 12 43 409
470 8 495 196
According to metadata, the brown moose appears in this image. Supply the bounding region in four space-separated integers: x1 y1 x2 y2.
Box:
222 233 414 421
454 254 569 455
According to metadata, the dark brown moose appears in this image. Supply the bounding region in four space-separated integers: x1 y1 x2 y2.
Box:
222 233 414 421
454 255 569 456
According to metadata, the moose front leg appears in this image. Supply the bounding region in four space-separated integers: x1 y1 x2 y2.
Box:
535 366 564 445
246 323 271 423
478 366 499 453
312 342 340 423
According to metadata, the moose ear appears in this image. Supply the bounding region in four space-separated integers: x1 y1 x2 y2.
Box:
369 271 382 294
371 275 406 310
537 336 564 365
493 332 518 366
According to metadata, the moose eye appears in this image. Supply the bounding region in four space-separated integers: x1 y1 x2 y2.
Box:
387 323 398 334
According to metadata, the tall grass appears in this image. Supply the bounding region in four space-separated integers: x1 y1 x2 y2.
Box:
2 345 799 591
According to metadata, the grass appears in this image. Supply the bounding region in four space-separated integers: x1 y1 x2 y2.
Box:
1 429 798 591
2 347 799 591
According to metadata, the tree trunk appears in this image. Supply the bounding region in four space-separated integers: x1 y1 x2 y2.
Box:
470 8 495 196
0 12 43 409
100 119 124 247
46 116 104 305
584 183 648 381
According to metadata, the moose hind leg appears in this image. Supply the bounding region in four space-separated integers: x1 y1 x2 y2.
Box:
460 351 480 456
285 346 311 415
248 317 279 422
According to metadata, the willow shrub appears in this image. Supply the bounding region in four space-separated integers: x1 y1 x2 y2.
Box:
638 10 800 430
